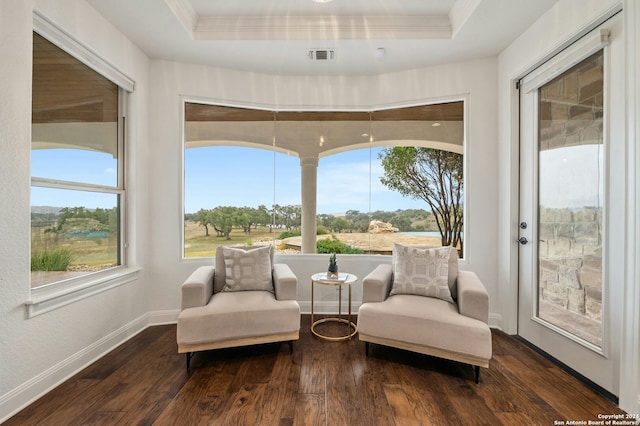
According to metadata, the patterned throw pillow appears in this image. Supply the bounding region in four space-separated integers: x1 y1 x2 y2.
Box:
221 245 273 293
389 244 453 303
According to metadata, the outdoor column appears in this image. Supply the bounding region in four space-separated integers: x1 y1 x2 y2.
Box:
300 156 318 253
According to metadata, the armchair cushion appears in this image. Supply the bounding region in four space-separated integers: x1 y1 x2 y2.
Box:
389 244 454 303
177 291 300 347
358 294 492 362
221 245 273 293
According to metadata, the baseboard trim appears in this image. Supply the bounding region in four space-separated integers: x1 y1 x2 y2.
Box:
0 313 149 423
489 313 503 330
148 309 180 325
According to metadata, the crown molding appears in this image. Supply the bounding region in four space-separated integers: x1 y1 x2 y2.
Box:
166 0 455 41
193 15 451 40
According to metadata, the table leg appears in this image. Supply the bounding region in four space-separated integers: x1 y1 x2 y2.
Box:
311 280 315 326
338 285 342 323
348 284 352 339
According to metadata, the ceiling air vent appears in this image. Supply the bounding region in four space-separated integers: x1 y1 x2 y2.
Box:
308 49 335 61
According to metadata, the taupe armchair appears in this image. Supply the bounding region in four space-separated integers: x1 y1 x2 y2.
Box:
358 245 492 383
177 245 300 369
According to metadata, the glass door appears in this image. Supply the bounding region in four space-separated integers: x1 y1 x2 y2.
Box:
518 14 623 395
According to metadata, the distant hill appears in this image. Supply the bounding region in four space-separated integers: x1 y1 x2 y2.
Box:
31 206 61 215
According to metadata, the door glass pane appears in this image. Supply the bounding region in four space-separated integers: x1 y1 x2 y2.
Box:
537 50 604 347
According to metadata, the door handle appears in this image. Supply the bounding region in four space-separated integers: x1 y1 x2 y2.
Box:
518 237 528 245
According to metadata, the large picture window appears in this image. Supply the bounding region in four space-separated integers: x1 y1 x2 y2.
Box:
30 32 125 288
183 102 464 257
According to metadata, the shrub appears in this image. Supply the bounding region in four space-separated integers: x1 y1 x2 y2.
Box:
278 230 301 240
316 235 364 254
316 226 329 235
31 248 74 271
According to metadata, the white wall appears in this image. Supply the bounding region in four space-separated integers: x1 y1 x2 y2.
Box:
497 0 639 413
146 57 500 325
0 0 150 420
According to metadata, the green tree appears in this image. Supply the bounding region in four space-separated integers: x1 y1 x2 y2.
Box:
391 216 412 232
253 205 272 230
379 147 463 252
345 210 370 232
273 204 301 231
48 206 117 234
193 208 213 236
317 214 335 229
236 207 253 234
329 217 350 233
210 206 237 240
370 210 394 223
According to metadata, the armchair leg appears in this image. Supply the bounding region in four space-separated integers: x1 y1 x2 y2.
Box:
186 352 192 370
287 340 294 355
365 342 370 357
474 365 480 384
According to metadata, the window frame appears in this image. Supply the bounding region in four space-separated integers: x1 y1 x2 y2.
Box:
181 97 468 260
27 14 138 316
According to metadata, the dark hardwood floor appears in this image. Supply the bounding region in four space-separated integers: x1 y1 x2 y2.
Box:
5 316 625 425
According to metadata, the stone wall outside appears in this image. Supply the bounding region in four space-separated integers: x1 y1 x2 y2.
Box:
538 207 602 322
537 50 603 326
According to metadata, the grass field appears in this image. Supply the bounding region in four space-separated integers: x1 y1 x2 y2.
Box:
183 221 449 256
31 219 450 265
183 221 283 257
31 225 118 267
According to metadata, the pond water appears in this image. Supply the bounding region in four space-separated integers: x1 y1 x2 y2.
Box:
65 231 109 238
395 231 442 237
396 231 464 237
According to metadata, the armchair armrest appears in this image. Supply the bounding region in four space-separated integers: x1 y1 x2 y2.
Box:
362 263 393 303
273 263 297 301
457 270 489 324
181 266 215 310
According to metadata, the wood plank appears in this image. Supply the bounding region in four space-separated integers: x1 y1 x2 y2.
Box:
298 345 326 395
4 324 626 426
261 351 301 425
383 383 428 426
294 393 326 426
326 341 361 426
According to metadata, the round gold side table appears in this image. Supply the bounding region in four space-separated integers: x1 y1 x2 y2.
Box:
310 272 358 341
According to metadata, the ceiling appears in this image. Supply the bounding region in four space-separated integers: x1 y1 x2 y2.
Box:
86 0 558 76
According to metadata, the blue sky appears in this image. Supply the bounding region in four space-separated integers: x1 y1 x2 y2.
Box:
31 143 603 215
184 146 427 215
31 145 426 214
31 149 118 210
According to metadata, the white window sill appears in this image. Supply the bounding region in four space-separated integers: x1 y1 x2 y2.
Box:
26 266 142 318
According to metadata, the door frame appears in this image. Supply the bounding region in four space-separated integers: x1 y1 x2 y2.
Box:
499 0 640 413
515 13 624 396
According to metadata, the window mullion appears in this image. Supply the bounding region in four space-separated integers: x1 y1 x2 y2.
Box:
31 177 123 195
